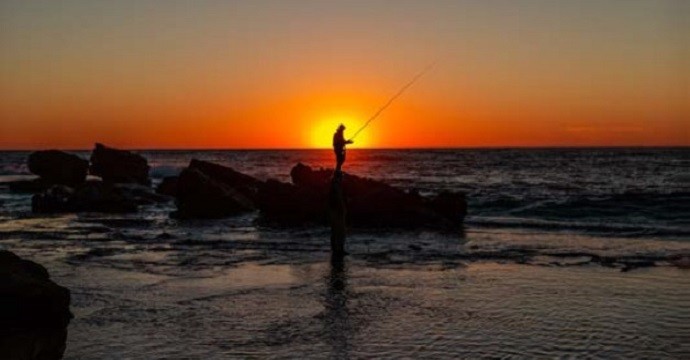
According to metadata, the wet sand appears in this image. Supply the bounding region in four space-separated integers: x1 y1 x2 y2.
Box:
11 248 688 359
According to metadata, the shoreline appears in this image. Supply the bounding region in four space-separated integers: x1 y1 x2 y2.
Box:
8 251 686 359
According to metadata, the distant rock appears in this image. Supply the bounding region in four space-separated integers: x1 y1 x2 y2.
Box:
173 165 255 219
0 250 72 359
90 143 150 185
8 150 87 194
28 150 89 186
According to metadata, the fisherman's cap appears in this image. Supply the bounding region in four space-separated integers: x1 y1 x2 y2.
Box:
338 124 346 130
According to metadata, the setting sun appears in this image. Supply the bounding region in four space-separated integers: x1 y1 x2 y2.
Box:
308 116 373 149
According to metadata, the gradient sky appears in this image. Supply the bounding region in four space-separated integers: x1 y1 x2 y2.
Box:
1 0 688 149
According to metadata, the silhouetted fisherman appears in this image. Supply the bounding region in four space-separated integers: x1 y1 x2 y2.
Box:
329 124 351 257
333 124 353 172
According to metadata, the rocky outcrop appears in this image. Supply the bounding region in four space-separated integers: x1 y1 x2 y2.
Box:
28 150 89 186
167 160 467 228
259 163 467 228
172 163 256 219
89 143 150 185
0 250 72 359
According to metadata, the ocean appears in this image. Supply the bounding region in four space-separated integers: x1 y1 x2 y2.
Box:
1 148 689 358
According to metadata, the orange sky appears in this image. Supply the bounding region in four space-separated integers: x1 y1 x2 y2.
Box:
1 0 688 149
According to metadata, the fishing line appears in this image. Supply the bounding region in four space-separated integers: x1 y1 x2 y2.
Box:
348 62 436 141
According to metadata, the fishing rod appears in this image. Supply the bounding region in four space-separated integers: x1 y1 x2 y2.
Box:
348 62 436 141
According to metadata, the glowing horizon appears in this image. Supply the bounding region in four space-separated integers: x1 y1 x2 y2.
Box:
1 0 688 150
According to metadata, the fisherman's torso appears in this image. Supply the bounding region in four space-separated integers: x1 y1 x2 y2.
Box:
333 131 346 151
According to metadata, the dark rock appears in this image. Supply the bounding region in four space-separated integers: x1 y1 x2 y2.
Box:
167 161 468 227
7 178 51 193
173 167 255 219
70 182 140 213
89 143 150 185
290 163 463 228
0 327 68 360
156 176 179 196
290 162 331 192
31 185 75 213
256 179 326 224
188 159 261 201
28 150 88 186
0 250 71 359
32 181 139 214
114 183 170 204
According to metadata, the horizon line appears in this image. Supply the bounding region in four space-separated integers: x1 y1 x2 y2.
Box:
0 145 688 152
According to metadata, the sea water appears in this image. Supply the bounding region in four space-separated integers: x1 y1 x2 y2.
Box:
1 148 688 358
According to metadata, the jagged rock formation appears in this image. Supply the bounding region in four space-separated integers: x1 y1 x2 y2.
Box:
171 160 467 228
172 159 258 218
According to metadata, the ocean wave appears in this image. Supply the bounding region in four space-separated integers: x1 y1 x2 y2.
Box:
465 215 690 237
149 165 185 178
471 191 690 226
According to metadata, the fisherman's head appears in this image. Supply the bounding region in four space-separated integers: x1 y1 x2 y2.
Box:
337 124 346 132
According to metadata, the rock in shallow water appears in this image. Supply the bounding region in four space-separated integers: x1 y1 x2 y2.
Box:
0 250 72 360
172 163 256 219
168 160 467 228
188 159 261 200
89 143 150 185
299 163 468 227
28 150 88 187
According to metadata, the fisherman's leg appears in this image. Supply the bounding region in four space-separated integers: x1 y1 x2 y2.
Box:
336 152 345 171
